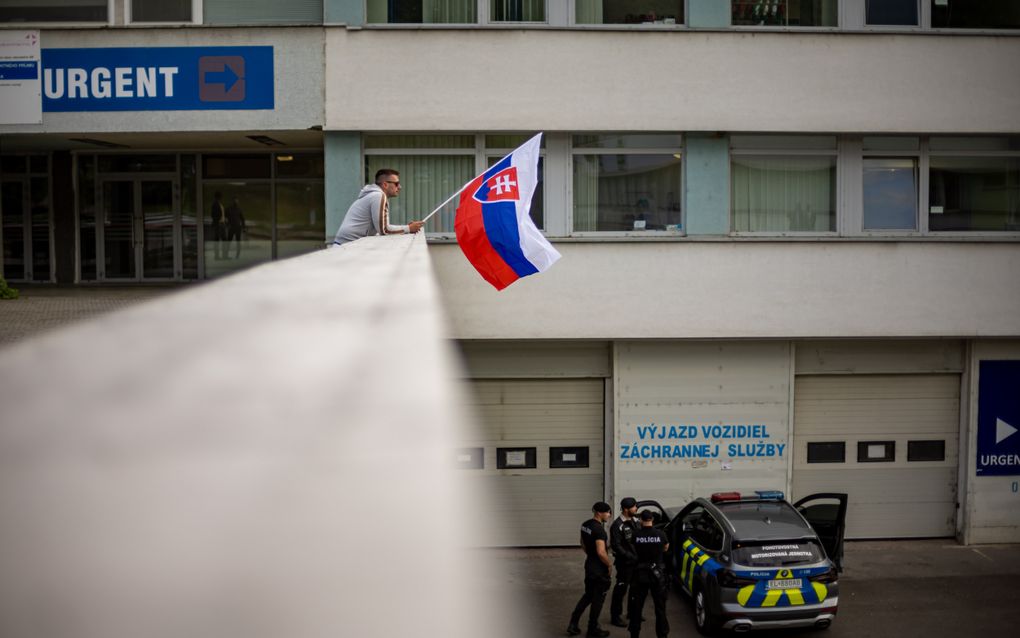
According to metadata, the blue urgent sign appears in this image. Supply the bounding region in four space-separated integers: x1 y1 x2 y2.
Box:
976 360 1020 476
40 46 273 112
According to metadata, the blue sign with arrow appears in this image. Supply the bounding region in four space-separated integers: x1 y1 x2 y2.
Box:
40 46 273 112
976 360 1020 476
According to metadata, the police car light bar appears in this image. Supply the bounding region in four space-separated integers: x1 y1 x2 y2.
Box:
710 490 786 503
710 492 742 503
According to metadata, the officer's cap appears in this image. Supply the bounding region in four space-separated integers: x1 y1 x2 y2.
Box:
620 497 637 510
592 501 611 513
640 509 656 522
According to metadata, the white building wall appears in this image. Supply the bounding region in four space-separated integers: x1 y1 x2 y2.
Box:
430 242 1020 340
325 29 1020 132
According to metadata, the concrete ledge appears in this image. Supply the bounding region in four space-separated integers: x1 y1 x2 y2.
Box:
0 234 496 637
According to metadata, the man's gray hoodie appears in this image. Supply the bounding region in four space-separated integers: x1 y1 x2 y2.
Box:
332 184 409 245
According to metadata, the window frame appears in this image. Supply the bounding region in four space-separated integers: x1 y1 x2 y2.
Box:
859 139 924 235
0 0 114 25
730 136 839 237
362 133 549 239
126 0 201 26
568 133 685 237
364 0 552 26
570 0 687 29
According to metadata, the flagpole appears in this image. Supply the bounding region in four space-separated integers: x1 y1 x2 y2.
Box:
419 132 543 225
420 181 471 224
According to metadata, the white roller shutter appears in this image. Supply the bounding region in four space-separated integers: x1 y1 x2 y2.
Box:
792 374 960 538
463 379 605 546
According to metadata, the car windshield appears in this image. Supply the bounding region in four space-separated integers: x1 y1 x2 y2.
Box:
731 540 825 567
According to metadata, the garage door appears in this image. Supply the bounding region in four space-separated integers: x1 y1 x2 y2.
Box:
792 374 960 538
463 379 604 546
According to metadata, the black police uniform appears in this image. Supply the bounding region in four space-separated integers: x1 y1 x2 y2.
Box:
568 518 612 636
627 526 670 638
609 515 639 623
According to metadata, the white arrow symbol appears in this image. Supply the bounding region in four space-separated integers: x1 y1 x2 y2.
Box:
996 418 1018 445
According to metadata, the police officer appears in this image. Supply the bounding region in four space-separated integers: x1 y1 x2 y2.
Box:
628 509 670 638
609 496 640 627
567 501 613 638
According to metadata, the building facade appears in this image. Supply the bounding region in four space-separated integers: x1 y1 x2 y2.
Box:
3 0 1020 545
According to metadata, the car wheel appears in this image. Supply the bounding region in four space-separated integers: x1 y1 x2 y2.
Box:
693 587 720 636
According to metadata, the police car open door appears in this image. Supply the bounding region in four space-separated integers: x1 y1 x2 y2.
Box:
794 493 848 572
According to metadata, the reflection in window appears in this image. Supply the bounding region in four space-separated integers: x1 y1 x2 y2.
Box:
863 158 918 230
732 0 837 27
202 184 272 278
573 155 682 232
929 157 1020 231
131 0 191 22
0 1 107 22
491 0 544 22
866 0 918 26
276 182 326 259
731 156 836 232
576 0 684 25
931 0 1020 30
366 0 477 23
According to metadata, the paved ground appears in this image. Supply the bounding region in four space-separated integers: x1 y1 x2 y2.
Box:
0 284 183 347
491 541 1020 637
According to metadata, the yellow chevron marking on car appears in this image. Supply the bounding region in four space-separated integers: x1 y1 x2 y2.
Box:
762 589 783 607
737 586 754 606
812 582 827 600
786 588 805 605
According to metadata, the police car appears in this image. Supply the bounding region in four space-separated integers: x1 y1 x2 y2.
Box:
637 491 847 635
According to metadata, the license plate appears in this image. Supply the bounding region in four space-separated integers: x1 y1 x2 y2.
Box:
766 579 802 590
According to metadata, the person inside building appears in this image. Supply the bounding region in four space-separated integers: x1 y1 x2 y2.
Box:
331 168 424 246
209 191 226 260
609 496 640 627
224 197 246 259
567 501 613 638
628 509 670 638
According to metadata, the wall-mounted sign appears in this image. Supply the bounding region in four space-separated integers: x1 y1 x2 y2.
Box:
41 46 274 112
0 30 42 124
977 360 1020 476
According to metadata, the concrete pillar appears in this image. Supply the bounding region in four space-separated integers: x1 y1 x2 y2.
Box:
324 131 362 241
684 133 730 235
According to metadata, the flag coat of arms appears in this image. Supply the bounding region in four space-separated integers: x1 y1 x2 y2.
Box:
454 133 561 290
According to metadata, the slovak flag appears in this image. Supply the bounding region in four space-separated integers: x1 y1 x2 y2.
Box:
455 133 561 291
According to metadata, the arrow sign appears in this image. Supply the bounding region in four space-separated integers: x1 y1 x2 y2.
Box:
997 418 1018 445
204 65 239 93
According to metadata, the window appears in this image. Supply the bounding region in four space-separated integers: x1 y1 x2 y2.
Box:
863 158 918 230
908 440 946 462
857 441 895 463
366 0 545 24
732 0 837 27
931 0 1020 30
572 134 683 233
367 0 476 23
491 0 544 22
807 441 845 463
576 0 684 25
0 0 107 22
364 134 544 233
731 136 837 233
130 0 193 23
497 447 537 469
692 511 724 551
929 146 1020 231
866 0 918 26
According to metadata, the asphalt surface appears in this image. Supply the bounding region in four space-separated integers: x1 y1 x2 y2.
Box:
488 540 1020 637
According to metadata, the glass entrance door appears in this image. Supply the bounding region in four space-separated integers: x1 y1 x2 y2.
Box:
1 179 26 281
100 178 178 280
